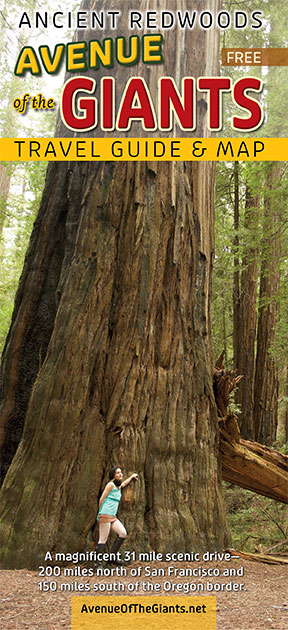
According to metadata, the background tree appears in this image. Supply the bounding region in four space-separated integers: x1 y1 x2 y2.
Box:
251 1 287 444
236 180 259 440
213 0 288 442
253 164 281 444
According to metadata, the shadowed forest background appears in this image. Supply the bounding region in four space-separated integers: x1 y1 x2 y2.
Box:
0 0 287 569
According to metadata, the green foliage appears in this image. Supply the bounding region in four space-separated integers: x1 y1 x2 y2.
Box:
224 483 288 552
220 0 288 138
271 437 288 455
0 161 47 351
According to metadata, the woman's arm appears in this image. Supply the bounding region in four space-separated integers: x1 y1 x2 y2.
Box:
121 473 138 488
98 481 114 509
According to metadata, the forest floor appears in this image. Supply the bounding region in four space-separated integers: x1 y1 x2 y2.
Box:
0 558 287 630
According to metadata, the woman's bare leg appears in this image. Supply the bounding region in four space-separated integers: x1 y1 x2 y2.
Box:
98 522 111 543
111 519 127 538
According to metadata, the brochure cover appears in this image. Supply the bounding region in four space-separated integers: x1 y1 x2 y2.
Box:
0 1 287 630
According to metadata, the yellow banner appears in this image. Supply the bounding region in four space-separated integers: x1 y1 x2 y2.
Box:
0 137 287 161
71 596 216 630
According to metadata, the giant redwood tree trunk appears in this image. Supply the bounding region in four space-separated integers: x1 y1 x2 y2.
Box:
0 0 230 569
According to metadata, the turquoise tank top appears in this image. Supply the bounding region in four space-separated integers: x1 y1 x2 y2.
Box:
97 484 122 520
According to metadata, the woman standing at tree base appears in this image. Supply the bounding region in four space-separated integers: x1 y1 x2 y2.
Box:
95 467 138 564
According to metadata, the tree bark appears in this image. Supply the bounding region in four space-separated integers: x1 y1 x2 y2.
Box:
0 0 229 569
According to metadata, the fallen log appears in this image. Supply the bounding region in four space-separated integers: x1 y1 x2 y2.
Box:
228 548 288 565
213 355 288 504
220 415 288 504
